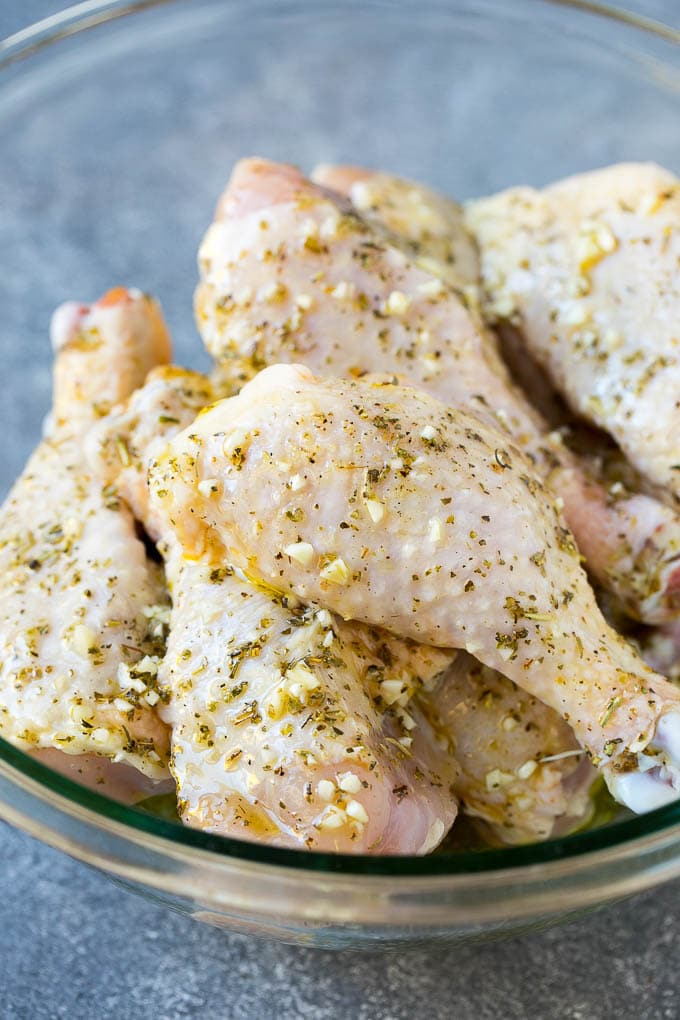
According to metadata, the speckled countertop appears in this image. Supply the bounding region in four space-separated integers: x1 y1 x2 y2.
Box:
2 2 680 1017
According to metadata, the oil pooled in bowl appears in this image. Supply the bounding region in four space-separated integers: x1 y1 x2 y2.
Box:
134 781 626 854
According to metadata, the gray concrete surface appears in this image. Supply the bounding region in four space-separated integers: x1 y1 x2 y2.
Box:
1 2 680 1018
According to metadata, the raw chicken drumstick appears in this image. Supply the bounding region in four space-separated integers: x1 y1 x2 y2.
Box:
160 557 458 853
466 162 680 501
94 368 593 846
151 364 680 813
194 158 680 624
312 165 579 427
0 289 172 782
91 366 459 853
426 653 595 844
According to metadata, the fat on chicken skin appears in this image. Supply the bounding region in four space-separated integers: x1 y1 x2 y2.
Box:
150 364 680 814
0 289 172 782
194 158 680 624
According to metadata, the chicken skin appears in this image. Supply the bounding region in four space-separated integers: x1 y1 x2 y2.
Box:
194 158 680 624
150 364 680 812
0 289 171 779
466 162 680 501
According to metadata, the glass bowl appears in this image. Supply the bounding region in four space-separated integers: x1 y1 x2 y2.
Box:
1 0 680 950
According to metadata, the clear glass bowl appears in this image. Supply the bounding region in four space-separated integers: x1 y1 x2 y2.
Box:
1 0 680 950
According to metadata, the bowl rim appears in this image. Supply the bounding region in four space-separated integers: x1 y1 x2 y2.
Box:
1 0 680 70
1 0 680 880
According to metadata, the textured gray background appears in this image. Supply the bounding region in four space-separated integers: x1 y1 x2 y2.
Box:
2 2 680 1018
